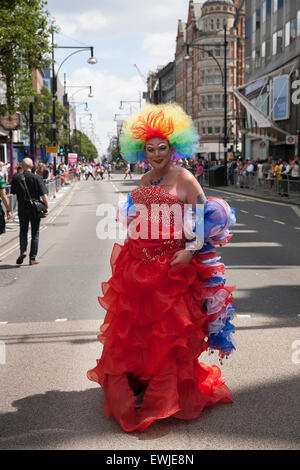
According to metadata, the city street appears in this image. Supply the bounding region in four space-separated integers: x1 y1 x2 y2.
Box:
0 175 299 450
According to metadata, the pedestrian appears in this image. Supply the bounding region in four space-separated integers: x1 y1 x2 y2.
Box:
107 163 112 179
0 173 12 248
87 103 236 433
124 162 132 179
290 159 300 192
11 158 49 266
0 161 10 183
257 160 264 186
195 159 204 185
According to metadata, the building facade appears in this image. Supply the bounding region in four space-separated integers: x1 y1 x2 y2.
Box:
237 0 300 160
175 0 245 160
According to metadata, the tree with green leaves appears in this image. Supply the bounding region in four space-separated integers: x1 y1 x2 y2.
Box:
0 0 53 115
71 130 98 162
19 86 68 148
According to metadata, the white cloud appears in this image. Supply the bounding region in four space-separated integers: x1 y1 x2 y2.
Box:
142 32 176 60
55 11 110 37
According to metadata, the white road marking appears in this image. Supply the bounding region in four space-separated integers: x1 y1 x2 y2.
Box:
0 322 8 325
226 242 283 247
227 265 300 269
234 223 246 227
231 230 257 233
295 227 300 231
240 210 249 214
237 314 251 318
55 318 68 322
273 220 285 225
254 214 265 218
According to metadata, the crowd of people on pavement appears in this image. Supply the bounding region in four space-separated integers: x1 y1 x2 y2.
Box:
225 156 300 195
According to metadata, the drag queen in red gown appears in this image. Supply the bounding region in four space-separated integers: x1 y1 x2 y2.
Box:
87 103 236 432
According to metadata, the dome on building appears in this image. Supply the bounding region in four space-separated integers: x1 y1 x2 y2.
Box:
202 0 235 6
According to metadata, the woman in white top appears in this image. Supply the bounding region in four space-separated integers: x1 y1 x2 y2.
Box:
291 162 299 192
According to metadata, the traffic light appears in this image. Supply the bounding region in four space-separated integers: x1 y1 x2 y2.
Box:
59 145 64 156
24 149 29 157
82 156 86 161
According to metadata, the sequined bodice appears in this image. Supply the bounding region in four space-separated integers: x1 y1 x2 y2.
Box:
128 185 186 262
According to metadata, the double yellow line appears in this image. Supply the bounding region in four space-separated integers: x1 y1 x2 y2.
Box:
0 183 78 262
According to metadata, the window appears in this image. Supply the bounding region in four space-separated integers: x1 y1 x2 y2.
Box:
201 122 206 135
214 121 221 134
207 69 214 84
215 45 221 57
207 96 213 110
274 0 278 12
245 19 251 39
273 29 283 55
207 121 213 135
262 1 266 23
215 69 222 84
201 70 206 85
277 29 283 53
298 11 300 37
216 18 220 30
266 0 271 17
214 95 222 109
210 19 214 31
256 8 261 30
201 96 206 110
255 47 261 68
262 41 266 59
291 18 297 44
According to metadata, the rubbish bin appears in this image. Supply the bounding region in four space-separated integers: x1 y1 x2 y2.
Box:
208 165 225 186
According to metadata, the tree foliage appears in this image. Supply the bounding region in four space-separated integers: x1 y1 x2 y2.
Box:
19 86 68 148
0 0 53 114
71 130 98 161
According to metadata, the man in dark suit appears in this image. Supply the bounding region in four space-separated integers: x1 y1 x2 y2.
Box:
11 158 49 265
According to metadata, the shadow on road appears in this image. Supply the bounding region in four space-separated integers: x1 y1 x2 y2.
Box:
0 375 299 449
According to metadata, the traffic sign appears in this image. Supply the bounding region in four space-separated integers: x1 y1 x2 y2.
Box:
46 146 58 153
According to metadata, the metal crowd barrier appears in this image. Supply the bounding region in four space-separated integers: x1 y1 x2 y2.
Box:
201 168 300 200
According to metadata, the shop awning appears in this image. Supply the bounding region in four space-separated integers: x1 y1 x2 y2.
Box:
233 88 290 137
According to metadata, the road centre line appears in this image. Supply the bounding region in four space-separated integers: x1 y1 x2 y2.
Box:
231 229 257 233
227 265 300 269
254 214 265 218
226 242 282 247
240 210 249 214
273 220 285 225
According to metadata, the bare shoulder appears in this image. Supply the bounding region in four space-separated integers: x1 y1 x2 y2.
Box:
177 167 207 204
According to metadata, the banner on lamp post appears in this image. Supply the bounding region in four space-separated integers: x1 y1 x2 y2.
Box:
68 153 78 164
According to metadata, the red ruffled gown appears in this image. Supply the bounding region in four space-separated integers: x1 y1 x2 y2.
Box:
87 185 235 433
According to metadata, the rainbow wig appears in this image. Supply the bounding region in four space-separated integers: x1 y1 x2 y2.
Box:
119 103 199 163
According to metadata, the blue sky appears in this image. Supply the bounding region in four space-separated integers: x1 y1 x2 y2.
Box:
46 0 191 155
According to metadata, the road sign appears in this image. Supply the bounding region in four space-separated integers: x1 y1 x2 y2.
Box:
46 146 58 153
286 135 297 145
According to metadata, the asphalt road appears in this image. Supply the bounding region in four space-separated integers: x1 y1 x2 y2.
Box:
0 174 299 450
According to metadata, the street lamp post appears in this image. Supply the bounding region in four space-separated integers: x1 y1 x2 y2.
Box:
51 31 97 174
119 93 142 112
185 25 228 185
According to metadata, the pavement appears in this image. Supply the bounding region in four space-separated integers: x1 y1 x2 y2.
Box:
0 173 299 451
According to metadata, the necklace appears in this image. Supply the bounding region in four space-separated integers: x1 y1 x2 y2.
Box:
150 176 163 186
